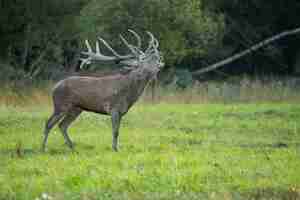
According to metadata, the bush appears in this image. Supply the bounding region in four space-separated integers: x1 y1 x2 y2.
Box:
175 69 194 89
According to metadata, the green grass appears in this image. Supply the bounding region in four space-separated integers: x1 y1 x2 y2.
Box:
0 103 300 200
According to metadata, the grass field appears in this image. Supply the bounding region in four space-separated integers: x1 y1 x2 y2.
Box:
0 102 300 200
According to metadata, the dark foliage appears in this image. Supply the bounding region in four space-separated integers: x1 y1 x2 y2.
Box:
0 0 299 85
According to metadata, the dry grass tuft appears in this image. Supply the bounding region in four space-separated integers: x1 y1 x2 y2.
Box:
0 82 52 107
1 76 300 107
143 76 300 104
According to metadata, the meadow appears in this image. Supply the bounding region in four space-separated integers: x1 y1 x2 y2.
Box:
0 80 300 200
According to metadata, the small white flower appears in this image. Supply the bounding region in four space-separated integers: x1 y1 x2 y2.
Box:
42 193 48 199
41 193 52 200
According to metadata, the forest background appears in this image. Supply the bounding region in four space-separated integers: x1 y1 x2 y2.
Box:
1 0 300 87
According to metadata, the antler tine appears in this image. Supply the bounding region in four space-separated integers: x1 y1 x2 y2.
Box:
147 32 159 49
96 41 101 54
128 29 142 49
85 39 93 53
145 31 155 54
79 57 91 69
154 38 159 49
97 37 122 57
119 34 139 56
79 40 93 68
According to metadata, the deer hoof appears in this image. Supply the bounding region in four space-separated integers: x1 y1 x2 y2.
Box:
66 142 74 149
112 147 118 152
41 147 47 153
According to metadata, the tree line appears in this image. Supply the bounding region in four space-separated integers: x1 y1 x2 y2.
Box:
0 0 300 85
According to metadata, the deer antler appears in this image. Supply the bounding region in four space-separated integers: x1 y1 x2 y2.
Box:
80 34 137 68
80 30 161 69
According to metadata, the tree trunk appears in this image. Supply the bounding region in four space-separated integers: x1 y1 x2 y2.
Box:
22 23 31 68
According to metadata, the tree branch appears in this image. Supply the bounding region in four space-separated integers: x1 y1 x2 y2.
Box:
192 27 300 76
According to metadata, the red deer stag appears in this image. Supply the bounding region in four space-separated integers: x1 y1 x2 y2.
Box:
42 30 164 152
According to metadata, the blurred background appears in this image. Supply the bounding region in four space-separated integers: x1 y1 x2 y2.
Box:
1 0 300 103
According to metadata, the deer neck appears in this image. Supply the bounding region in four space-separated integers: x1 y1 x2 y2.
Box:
128 68 153 95
115 68 154 110
104 68 156 114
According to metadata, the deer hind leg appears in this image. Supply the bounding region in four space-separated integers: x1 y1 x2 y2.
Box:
111 111 122 152
42 112 65 151
58 108 82 149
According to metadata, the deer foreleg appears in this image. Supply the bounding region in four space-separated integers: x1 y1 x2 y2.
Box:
111 111 121 152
